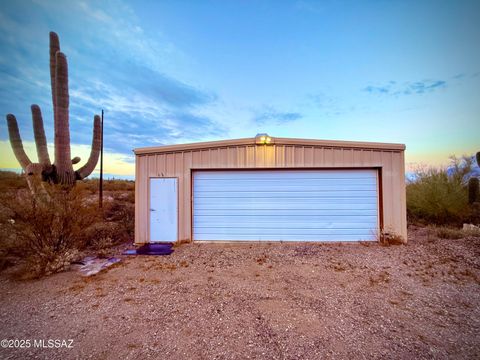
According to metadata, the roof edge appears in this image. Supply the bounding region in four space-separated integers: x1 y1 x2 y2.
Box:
134 137 406 155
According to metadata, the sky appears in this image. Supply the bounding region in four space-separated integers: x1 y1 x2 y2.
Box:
0 0 479 178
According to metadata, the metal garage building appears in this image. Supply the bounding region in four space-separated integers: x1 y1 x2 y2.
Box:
134 135 407 244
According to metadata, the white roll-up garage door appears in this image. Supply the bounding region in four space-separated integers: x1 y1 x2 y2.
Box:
193 169 379 242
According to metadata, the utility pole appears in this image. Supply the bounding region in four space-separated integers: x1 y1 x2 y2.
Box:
99 109 104 208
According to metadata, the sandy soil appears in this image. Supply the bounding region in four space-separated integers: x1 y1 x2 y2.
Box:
1 226 479 359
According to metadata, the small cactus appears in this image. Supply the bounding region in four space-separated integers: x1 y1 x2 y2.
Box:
468 177 479 204
468 151 480 204
6 32 100 191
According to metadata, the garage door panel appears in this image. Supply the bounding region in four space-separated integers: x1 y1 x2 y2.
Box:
196 188 377 196
195 170 375 179
193 169 378 242
194 234 375 241
195 222 376 229
195 227 375 235
195 202 378 210
197 209 379 216
195 195 377 201
197 179 376 191
195 181 377 189
194 176 376 182
195 215 378 224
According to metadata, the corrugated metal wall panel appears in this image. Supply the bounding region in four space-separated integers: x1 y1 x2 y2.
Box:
285 146 294 166
227 147 236 167
382 151 394 233
324 148 334 166
134 143 407 244
246 146 255 166
305 147 314 167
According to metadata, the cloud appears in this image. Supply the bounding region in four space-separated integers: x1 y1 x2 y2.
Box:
363 79 447 96
69 78 225 154
452 73 466 80
406 80 446 94
363 85 390 94
253 108 303 125
0 0 226 165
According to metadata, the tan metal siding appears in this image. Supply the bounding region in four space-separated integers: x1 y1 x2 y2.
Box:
135 142 407 244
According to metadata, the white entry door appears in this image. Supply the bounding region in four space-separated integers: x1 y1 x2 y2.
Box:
150 178 177 242
193 169 379 242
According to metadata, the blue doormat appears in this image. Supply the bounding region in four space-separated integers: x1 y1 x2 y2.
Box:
123 243 174 256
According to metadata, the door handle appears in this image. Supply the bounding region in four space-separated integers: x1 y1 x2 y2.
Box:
150 208 156 212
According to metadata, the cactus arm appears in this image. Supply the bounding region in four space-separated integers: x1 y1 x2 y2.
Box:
6 114 32 169
71 157 81 164
75 115 101 180
49 32 60 117
54 51 74 184
31 104 51 166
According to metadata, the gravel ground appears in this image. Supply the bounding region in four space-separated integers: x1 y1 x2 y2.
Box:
1 226 479 359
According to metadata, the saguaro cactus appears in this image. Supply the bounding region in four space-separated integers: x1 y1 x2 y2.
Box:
6 32 101 189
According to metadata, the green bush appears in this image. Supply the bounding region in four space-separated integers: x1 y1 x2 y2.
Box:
406 157 471 225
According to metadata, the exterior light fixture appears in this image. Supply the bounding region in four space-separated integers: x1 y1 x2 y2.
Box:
255 133 274 145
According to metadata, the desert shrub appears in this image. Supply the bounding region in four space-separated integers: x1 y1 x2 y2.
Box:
82 221 125 257
407 157 471 225
103 193 135 239
83 220 130 248
0 185 101 278
0 171 135 277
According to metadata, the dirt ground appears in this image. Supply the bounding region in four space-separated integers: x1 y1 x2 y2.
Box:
1 226 479 360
